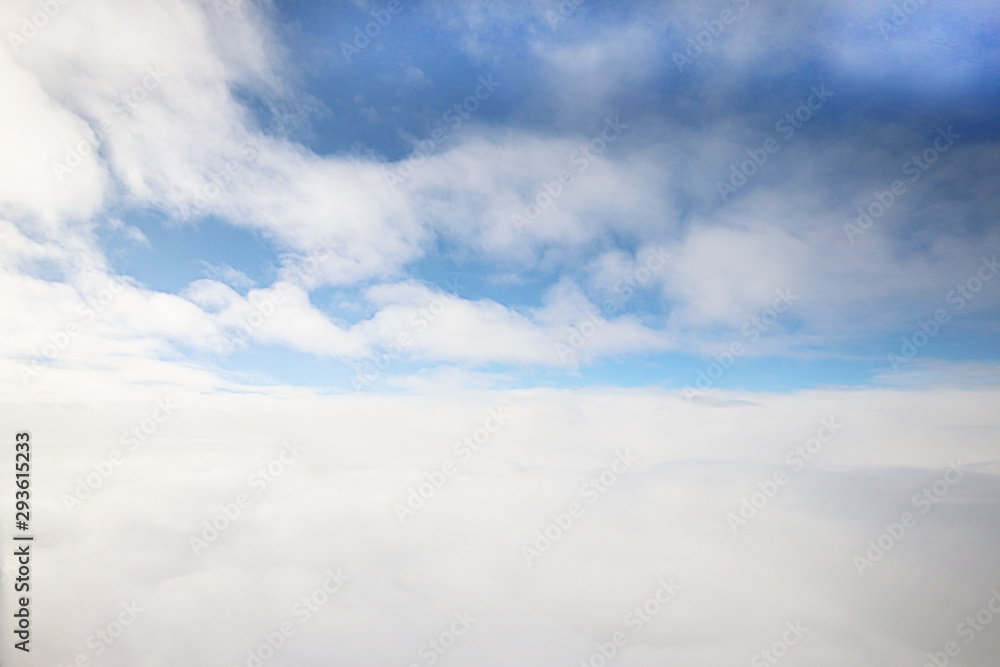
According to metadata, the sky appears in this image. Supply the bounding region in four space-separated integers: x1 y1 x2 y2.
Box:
1 1 999 666
1 0 998 393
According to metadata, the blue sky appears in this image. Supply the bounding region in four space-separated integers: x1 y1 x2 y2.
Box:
2 0 999 394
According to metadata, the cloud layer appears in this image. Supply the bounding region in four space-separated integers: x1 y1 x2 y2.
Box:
3 384 999 665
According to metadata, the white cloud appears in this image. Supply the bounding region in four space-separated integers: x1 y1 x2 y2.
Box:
199 262 256 290
531 24 659 124
1 382 997 665
663 222 808 329
0 48 107 226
